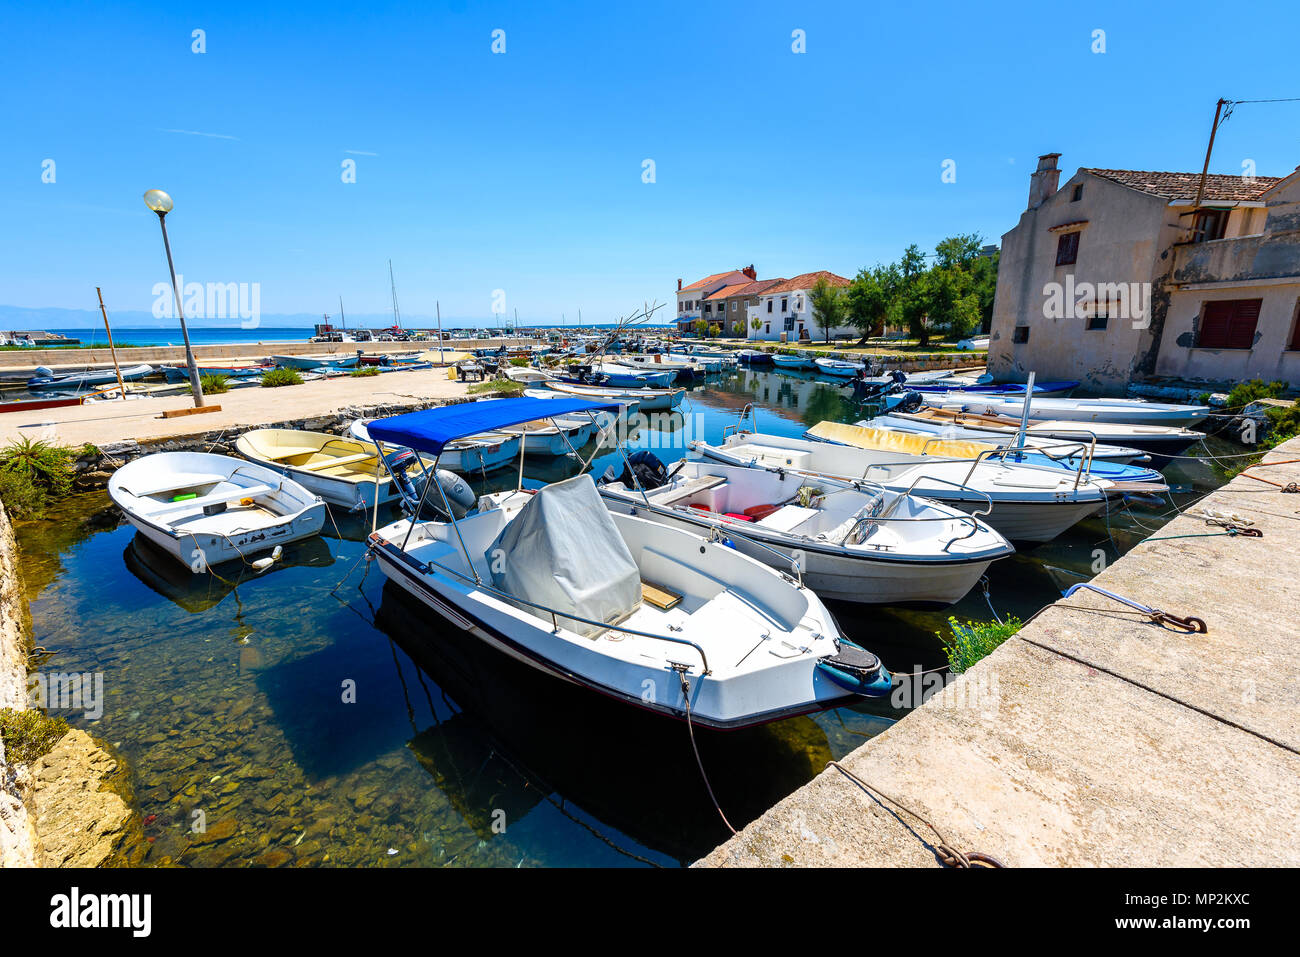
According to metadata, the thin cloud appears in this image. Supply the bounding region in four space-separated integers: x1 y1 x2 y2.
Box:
160 128 240 141
344 149 378 156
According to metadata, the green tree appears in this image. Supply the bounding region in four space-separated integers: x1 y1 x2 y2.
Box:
707 322 721 338
692 318 709 338
809 277 846 344
845 263 900 343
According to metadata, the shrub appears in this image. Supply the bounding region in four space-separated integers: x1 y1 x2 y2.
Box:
1224 379 1287 410
261 368 304 388
938 616 1022 674
349 366 380 377
200 373 231 394
0 437 79 518
468 379 524 396
0 707 70 764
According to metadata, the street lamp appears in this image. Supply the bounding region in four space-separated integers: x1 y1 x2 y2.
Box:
144 189 204 407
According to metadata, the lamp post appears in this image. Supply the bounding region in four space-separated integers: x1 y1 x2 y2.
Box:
143 189 204 407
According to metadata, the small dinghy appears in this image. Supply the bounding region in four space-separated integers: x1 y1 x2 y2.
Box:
772 353 817 370
365 397 893 729
27 363 154 391
736 349 774 365
109 452 325 572
348 418 521 476
600 456 1013 604
691 431 1118 543
237 428 430 510
271 353 361 371
814 357 863 378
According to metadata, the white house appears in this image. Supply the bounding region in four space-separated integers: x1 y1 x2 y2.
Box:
748 271 854 342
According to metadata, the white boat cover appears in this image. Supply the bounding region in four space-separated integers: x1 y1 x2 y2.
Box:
489 474 642 638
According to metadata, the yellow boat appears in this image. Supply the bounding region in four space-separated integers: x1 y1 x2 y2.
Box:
236 429 422 510
805 420 997 460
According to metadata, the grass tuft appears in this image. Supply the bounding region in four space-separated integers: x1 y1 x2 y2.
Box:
0 438 80 519
0 707 70 764
938 616 1022 674
261 368 304 388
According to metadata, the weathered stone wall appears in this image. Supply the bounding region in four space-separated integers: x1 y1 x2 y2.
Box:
0 500 38 866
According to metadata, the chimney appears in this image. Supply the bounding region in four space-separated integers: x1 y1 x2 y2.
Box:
1028 153 1061 210
677 278 682 291
742 264 756 281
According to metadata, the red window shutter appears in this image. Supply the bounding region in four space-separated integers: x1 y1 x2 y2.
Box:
1198 299 1261 349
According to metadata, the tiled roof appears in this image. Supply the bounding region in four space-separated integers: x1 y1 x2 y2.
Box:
760 271 851 295
681 270 743 292
1081 168 1282 203
705 279 783 300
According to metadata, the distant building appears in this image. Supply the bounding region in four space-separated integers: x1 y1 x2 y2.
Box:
749 271 853 341
676 266 756 334
989 152 1300 393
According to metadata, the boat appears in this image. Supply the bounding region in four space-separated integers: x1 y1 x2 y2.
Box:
364 397 894 730
522 388 639 420
924 393 1212 428
736 349 773 366
804 421 1164 486
908 379 1078 397
958 336 990 351
566 362 677 389
26 363 154 391
473 400 596 458
813 357 863 378
542 379 684 412
235 428 430 510
853 414 1149 465
616 354 699 379
599 456 1013 603
771 354 817 370
108 451 326 572
887 407 1204 466
270 353 362 371
348 419 521 476
160 363 274 382
688 431 1119 543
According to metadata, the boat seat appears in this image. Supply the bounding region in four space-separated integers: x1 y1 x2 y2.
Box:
756 505 820 533
147 483 276 518
294 452 376 472
122 472 228 498
647 474 727 506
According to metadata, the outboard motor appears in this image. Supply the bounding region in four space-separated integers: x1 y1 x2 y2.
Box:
601 450 669 491
382 450 474 519
889 369 908 386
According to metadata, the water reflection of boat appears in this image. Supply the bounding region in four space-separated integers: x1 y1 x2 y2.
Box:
123 532 335 613
377 581 835 864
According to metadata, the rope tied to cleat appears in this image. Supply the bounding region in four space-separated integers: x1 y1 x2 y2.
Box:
1238 458 1300 493
827 761 1005 868
1061 583 1207 633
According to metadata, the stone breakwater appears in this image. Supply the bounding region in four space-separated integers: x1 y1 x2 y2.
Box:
0 500 38 866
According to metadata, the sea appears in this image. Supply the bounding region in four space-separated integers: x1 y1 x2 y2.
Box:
39 325 675 348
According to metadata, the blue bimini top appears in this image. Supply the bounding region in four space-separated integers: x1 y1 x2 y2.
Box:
366 397 623 456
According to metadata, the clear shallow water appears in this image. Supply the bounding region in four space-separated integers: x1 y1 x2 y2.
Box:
16 368 1230 867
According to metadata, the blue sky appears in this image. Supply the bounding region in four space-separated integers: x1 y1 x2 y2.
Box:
3 0 1298 327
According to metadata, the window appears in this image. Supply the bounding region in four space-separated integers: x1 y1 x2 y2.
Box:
1013 326 1030 344
783 317 795 331
1086 315 1108 331
1055 231 1080 266
1197 299 1262 349
764 324 770 334
1191 208 1228 244
1290 301 1300 351
731 301 738 312
766 300 773 313
1071 184 1083 202
781 297 788 312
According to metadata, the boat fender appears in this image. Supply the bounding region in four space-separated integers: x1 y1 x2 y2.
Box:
252 545 283 573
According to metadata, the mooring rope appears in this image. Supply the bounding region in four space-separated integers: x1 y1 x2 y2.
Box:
675 670 737 837
827 761 1004 868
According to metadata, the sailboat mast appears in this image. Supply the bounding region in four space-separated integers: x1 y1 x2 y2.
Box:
388 260 402 332
339 296 346 331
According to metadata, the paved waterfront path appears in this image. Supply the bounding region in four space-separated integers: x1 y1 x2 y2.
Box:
698 437 1300 867
0 367 471 448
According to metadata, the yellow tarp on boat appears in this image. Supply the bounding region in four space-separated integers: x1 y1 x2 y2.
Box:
806 420 997 460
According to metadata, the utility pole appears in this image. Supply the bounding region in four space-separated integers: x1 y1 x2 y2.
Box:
1192 97 1228 214
95 287 128 401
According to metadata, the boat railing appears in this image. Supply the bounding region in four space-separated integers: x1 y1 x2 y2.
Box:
704 524 803 587
873 474 994 551
381 540 712 675
988 432 1100 489
723 404 757 439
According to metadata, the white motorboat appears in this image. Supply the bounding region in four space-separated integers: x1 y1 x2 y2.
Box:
772 353 817 370
690 431 1117 543
108 451 325 572
925 393 1212 428
522 387 639 420
600 458 1013 604
814 357 863 378
887 407 1204 466
27 363 155 392
618 354 700 378
848 415 1148 465
348 418 521 475
364 397 893 729
541 379 685 412
472 400 595 458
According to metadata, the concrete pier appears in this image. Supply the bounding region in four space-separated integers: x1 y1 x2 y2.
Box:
698 437 1300 867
